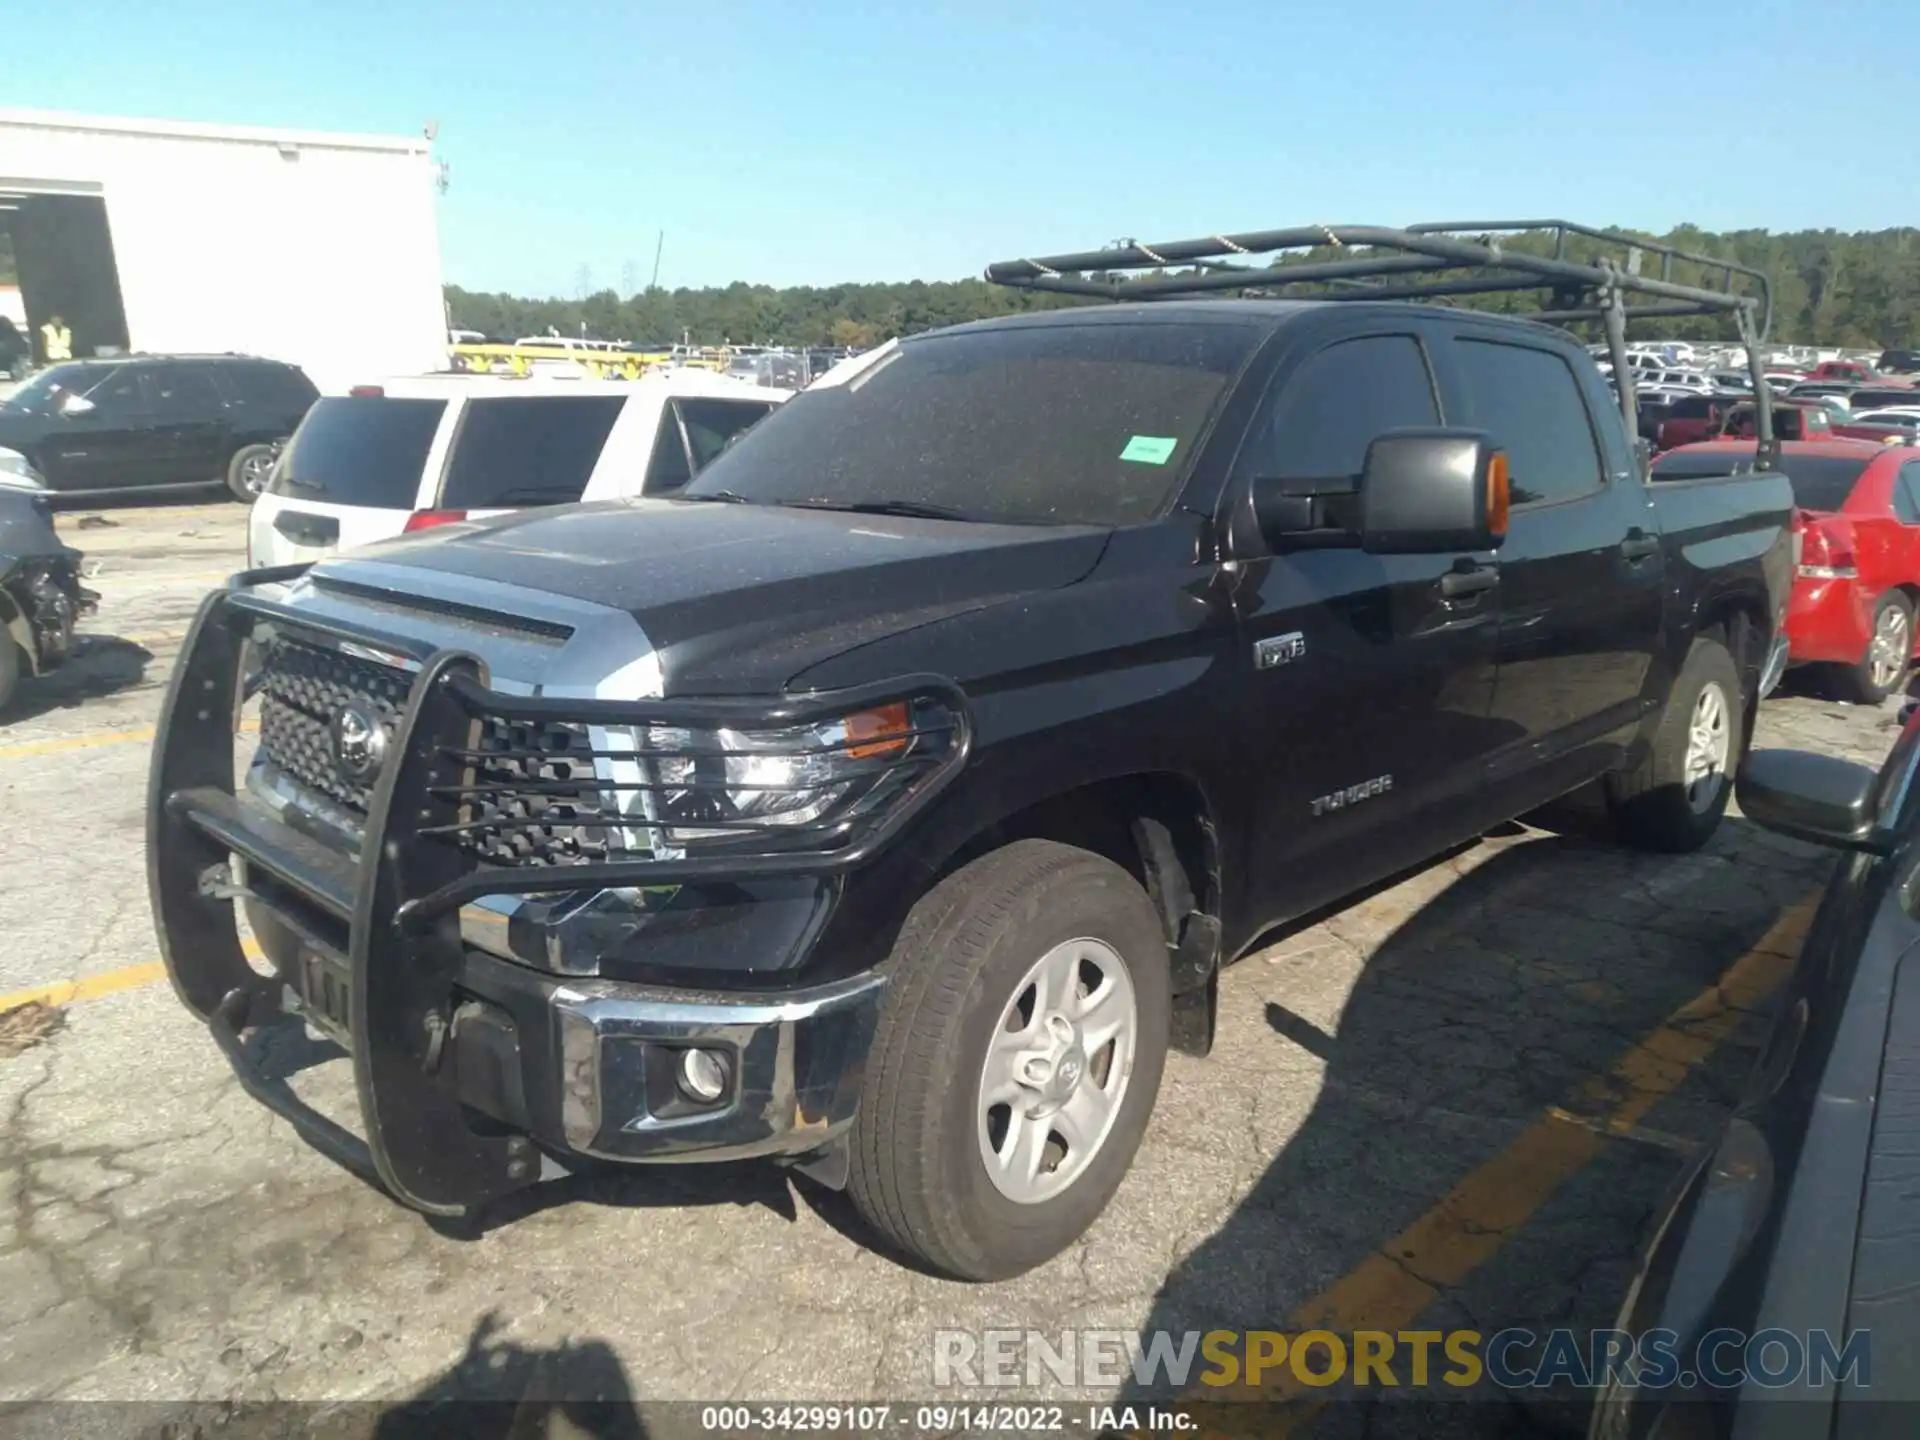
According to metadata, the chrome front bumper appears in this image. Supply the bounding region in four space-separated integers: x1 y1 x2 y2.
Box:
452 948 887 1169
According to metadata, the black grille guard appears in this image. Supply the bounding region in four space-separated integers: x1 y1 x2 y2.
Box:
147 576 972 1215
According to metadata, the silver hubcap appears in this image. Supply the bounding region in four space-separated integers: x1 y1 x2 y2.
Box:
242 455 271 494
1869 604 1910 690
1684 681 1731 813
976 937 1138 1204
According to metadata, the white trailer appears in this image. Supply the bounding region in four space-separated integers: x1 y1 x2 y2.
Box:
0 109 448 393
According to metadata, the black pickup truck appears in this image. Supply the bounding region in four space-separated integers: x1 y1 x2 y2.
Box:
149 223 1795 1281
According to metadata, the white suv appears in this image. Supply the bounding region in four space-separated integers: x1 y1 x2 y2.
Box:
248 370 784 568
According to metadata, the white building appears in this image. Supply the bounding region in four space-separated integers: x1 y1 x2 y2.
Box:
0 109 448 392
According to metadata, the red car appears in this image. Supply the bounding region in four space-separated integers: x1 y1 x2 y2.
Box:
1654 438 1920 701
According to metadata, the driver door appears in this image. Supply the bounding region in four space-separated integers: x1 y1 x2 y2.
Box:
1226 326 1504 930
34 364 155 492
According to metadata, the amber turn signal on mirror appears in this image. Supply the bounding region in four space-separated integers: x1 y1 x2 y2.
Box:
1485 451 1511 538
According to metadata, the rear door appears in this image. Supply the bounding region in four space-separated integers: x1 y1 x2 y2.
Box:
1434 327 1665 808
251 395 449 565
1228 324 1502 922
142 362 231 485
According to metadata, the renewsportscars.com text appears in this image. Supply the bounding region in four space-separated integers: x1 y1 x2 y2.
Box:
932 1327 1871 1392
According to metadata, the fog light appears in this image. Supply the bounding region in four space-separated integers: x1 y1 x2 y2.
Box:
677 1047 730 1103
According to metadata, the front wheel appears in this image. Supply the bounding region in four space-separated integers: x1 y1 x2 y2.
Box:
1608 633 1743 853
226 444 277 503
1833 591 1913 705
847 839 1170 1280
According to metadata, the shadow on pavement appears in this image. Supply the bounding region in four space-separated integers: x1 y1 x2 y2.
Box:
1117 818 1824 1437
1 633 153 722
369 1311 648 1440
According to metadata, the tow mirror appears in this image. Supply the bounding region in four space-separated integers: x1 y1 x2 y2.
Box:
1250 428 1510 554
1357 428 1509 555
1737 749 1889 853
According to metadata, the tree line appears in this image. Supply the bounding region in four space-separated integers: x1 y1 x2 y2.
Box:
447 224 1920 351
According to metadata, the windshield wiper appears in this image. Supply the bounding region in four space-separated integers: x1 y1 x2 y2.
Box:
780 497 971 521
682 488 756 504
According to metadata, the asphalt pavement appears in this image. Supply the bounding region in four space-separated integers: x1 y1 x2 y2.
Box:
0 500 1900 1437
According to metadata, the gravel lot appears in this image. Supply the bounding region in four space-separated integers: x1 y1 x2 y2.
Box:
0 500 1902 1436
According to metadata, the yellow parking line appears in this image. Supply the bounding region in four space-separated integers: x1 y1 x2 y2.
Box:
0 715 257 762
0 725 156 759
0 939 265 1016
1185 893 1818 1430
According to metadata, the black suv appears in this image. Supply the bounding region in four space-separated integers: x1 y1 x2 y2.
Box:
0 354 319 502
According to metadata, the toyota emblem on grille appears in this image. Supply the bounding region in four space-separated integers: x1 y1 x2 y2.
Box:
331 704 388 782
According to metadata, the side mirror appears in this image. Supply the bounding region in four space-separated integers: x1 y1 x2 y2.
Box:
1737 749 1888 853
1357 428 1510 555
60 393 95 418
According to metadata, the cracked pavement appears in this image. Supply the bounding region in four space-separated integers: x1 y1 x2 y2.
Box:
0 502 1904 1435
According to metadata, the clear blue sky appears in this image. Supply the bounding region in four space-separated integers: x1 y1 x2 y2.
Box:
4 0 1903 297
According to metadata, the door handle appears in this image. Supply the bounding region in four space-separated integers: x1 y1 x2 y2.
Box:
1439 564 1499 598
1620 529 1660 561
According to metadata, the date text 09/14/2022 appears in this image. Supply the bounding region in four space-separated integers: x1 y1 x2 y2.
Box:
698 1404 1195 1432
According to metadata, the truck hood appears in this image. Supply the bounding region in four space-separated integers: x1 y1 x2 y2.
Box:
307 496 1110 694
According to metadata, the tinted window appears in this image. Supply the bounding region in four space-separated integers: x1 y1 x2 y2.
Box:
85 366 147 415
645 409 694 493
1898 463 1920 524
1650 446 1869 511
268 396 446 508
437 395 625 508
1255 334 1439 478
1451 339 1605 504
1669 396 1713 420
226 363 318 413
1851 389 1915 410
684 322 1259 526
676 398 775 473
145 364 222 412
1 363 103 414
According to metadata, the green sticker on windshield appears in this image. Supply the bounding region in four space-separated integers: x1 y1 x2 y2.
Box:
1120 434 1178 465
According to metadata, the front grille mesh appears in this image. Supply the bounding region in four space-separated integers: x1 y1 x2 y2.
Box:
256 636 410 812
253 633 624 867
461 718 617 867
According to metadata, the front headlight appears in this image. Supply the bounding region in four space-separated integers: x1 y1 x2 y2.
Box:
637 701 918 845
0 447 45 489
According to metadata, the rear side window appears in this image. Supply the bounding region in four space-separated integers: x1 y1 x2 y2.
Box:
1897 463 1920 524
227 363 319 412
677 398 777 470
437 395 626 508
269 396 446 507
1450 339 1605 505
1255 334 1439 479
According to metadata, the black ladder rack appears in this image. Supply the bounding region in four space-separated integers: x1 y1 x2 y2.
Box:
984 220 1777 456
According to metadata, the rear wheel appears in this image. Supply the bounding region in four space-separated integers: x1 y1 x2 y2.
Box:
847 839 1170 1280
1833 591 1913 705
1609 633 1742 853
226 444 277 503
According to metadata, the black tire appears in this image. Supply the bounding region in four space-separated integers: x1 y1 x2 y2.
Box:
1608 633 1743 853
0 636 20 716
1832 591 1913 705
847 839 1171 1281
226 443 277 503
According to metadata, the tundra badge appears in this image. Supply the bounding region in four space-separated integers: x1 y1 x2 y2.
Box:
1311 776 1393 816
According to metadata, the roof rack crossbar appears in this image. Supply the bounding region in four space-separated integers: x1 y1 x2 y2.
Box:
984 221 1770 339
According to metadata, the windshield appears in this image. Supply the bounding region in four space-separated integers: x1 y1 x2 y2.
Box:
1652 445 1870 510
2 363 102 414
267 396 446 508
684 322 1258 526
